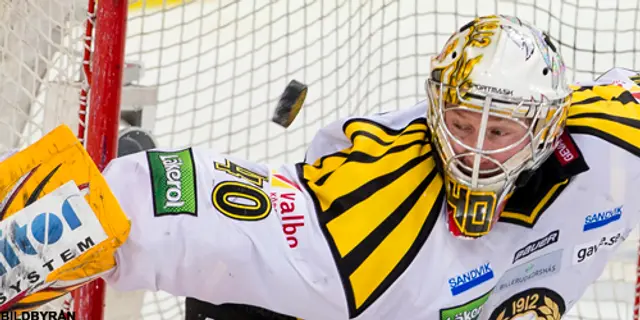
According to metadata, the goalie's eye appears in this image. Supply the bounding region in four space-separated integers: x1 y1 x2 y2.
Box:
451 121 473 134
488 128 510 138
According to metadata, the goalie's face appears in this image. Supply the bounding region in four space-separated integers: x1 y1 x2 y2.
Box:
425 15 572 239
444 108 531 172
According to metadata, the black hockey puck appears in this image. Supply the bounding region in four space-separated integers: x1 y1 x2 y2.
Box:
272 79 308 128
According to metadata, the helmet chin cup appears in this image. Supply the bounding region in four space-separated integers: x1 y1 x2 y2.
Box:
442 173 514 239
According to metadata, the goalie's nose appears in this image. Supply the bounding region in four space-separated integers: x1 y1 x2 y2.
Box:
451 140 498 171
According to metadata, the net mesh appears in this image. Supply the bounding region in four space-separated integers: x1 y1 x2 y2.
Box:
0 0 87 152
2 0 640 319
125 0 640 167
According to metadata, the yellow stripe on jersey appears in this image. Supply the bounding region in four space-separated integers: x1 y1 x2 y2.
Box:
297 118 444 318
567 83 640 157
343 118 429 147
325 147 433 257
305 137 430 213
570 83 636 105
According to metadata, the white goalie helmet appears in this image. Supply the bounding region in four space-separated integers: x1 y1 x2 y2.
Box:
425 15 572 239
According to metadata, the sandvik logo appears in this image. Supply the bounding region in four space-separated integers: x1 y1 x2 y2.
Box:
448 262 494 296
583 206 622 232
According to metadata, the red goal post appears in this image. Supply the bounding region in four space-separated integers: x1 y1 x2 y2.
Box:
70 0 128 319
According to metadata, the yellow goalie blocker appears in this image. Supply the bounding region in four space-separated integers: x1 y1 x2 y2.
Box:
0 125 130 312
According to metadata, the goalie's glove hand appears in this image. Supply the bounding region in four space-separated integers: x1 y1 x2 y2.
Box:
0 125 130 313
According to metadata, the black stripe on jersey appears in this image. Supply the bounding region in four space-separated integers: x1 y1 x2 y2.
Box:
339 166 441 274
568 125 640 158
616 91 637 105
308 122 428 179
311 152 348 169
567 86 640 158
315 171 332 186
570 84 636 106
348 128 428 147
571 91 636 106
315 140 429 187
569 112 640 130
571 86 592 92
296 117 443 318
342 117 427 138
319 150 432 223
341 171 443 315
500 179 569 228
570 96 603 106
351 130 395 146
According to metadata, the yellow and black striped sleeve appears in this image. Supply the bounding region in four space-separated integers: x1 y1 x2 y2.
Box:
296 117 444 318
566 84 640 157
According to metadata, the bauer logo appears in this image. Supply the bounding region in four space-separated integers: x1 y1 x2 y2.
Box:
583 205 622 232
147 148 198 217
512 230 559 263
0 182 107 306
448 262 494 296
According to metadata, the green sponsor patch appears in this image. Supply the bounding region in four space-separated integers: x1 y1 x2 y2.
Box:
147 148 197 216
440 290 491 320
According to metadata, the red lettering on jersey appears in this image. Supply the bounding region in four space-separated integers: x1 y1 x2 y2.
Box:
280 201 295 214
279 192 304 248
281 193 295 201
554 131 578 166
270 192 279 213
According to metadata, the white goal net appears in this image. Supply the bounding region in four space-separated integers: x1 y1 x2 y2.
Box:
1 0 640 319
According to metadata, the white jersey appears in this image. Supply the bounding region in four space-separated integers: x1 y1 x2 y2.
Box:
102 67 640 320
